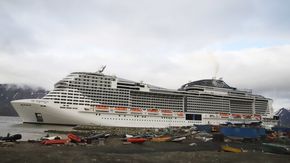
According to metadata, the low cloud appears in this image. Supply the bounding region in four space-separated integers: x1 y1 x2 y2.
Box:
1 0 290 111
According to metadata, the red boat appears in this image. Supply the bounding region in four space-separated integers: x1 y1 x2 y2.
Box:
67 133 81 143
41 139 70 145
127 138 146 144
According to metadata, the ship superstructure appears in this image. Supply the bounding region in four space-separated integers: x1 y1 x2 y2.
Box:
11 70 273 128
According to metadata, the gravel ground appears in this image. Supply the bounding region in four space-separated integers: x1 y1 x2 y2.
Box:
0 138 289 163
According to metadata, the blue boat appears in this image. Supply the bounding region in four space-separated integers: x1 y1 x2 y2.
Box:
220 127 266 139
272 127 290 133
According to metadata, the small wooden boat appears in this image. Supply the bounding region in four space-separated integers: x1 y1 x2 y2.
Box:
0 134 22 142
95 105 109 112
151 136 172 142
114 107 128 113
127 138 147 144
262 143 290 155
41 139 70 145
85 133 109 140
125 134 134 138
266 132 278 141
171 136 186 142
103 134 110 138
222 145 242 153
40 135 62 140
67 133 81 143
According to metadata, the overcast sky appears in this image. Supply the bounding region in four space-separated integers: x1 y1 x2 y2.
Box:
1 0 290 111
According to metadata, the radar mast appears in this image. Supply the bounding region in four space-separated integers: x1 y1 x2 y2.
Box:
97 65 106 73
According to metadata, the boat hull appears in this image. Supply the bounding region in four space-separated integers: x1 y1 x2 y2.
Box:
11 99 198 128
11 99 93 125
220 127 266 139
11 99 260 128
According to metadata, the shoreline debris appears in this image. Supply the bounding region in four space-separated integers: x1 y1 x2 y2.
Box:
222 145 242 153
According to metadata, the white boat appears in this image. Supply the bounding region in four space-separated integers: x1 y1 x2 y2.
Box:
171 136 186 142
11 68 274 128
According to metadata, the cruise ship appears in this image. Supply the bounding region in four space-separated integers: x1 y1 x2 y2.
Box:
11 68 274 128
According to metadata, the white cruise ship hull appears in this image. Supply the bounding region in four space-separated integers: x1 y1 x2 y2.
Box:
11 99 87 125
11 99 195 127
11 99 254 128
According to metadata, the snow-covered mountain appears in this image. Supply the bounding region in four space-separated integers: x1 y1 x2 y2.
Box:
275 108 290 127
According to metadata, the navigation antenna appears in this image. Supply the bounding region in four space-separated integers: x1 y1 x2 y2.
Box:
98 65 106 73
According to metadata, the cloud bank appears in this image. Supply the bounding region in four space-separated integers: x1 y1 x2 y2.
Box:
1 0 290 110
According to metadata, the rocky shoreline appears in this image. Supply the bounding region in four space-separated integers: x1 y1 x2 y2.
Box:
1 125 290 163
0 139 289 163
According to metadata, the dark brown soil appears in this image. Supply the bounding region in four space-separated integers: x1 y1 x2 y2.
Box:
0 139 289 163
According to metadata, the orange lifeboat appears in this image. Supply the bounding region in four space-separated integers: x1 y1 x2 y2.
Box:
219 112 230 118
242 114 252 119
114 107 128 113
161 109 173 116
151 136 172 142
130 108 143 114
231 113 241 118
176 112 184 117
147 108 160 115
253 114 261 120
95 105 109 112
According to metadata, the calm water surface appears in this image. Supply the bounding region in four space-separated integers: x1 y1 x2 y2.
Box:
0 116 73 140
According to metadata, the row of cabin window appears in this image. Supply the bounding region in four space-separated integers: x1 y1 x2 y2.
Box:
100 117 186 123
131 94 182 99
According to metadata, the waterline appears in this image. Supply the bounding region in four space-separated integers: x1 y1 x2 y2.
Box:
0 116 73 140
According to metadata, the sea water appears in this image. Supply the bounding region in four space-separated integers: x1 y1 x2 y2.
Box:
0 116 73 140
